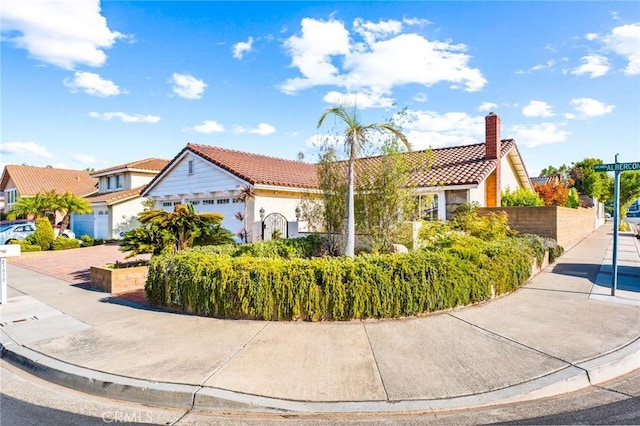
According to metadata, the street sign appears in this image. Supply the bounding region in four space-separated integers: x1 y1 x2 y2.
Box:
594 162 640 172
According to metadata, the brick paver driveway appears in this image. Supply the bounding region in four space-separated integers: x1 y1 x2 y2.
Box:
7 243 150 285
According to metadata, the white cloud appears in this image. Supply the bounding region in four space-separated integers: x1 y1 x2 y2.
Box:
566 97 615 119
571 55 610 78
522 100 554 118
510 123 569 148
233 123 276 136
72 153 99 163
323 90 395 108
585 33 599 41
171 73 207 99
602 23 640 75
232 36 254 59
0 0 124 70
402 111 485 149
63 71 122 96
88 112 160 123
183 120 225 134
478 102 497 112
0 141 55 159
516 59 556 74
412 92 428 103
279 18 486 99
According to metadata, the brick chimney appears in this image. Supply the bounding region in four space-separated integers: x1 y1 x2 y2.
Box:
485 112 501 207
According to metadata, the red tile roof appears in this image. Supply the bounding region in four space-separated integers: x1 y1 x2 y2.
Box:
91 158 169 177
84 185 147 205
185 143 319 189
0 165 98 197
146 140 520 193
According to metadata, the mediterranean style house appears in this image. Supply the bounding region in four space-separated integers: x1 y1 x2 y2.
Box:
74 158 169 239
142 113 532 242
0 165 98 224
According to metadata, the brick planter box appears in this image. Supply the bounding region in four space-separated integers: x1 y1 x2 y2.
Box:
90 265 148 295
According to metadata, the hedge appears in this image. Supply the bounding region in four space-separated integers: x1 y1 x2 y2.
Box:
53 238 81 250
146 237 535 321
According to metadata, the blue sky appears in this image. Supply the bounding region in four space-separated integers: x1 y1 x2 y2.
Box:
1 1 639 176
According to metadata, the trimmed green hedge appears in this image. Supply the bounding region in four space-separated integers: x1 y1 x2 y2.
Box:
53 238 81 250
146 237 535 321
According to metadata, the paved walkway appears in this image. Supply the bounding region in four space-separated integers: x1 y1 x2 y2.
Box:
1 224 639 413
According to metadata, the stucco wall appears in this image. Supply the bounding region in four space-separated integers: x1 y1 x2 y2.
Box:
477 206 599 249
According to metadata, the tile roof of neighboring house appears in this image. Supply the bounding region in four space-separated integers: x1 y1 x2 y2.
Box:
530 174 562 186
91 158 170 177
146 139 524 193
84 185 148 205
0 165 98 197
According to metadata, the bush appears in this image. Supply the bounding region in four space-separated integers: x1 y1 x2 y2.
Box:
501 188 544 206
53 238 81 250
15 240 42 252
80 235 105 247
145 236 534 321
30 218 55 251
188 234 327 259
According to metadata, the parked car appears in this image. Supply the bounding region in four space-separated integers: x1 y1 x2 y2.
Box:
0 221 75 244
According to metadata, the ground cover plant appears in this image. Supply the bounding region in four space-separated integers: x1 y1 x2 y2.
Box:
145 204 563 321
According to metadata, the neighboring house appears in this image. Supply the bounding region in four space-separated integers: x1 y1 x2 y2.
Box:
530 174 562 186
0 165 98 224
142 113 532 242
74 158 169 239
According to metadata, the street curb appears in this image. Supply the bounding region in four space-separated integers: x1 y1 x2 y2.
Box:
2 331 639 414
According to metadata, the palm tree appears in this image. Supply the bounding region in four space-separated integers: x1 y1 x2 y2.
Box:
6 193 55 221
137 204 229 253
317 103 410 257
53 192 93 231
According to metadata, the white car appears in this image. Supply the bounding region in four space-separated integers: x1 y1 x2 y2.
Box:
0 221 75 244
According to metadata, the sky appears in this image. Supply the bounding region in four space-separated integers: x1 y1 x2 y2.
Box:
1 1 639 177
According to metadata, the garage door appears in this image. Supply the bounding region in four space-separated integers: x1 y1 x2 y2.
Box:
196 199 243 238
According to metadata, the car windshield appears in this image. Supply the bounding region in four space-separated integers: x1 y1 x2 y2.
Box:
0 224 13 232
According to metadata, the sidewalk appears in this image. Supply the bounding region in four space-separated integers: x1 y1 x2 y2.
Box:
1 224 639 413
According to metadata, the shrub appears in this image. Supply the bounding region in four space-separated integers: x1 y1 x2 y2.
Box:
566 188 580 208
30 218 55 251
145 236 534 321
53 238 81 250
15 240 42 252
80 235 105 247
501 188 544 206
548 245 564 264
449 203 514 240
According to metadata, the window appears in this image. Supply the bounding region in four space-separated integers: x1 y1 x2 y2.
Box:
116 174 123 189
162 202 173 207
188 160 194 174
189 200 200 205
217 199 230 204
107 176 113 190
418 194 439 221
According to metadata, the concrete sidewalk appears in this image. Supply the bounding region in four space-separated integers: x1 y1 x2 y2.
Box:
1 224 639 414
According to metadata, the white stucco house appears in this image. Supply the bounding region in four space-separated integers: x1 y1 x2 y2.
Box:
141 113 532 242
73 158 169 239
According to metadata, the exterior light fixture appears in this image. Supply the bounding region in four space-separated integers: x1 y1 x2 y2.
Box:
259 207 265 221
295 206 301 221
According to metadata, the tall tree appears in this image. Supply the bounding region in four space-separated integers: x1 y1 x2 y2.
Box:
53 192 93 231
317 103 409 257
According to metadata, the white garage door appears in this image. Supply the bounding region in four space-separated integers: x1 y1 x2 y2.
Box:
95 210 110 240
196 199 243 238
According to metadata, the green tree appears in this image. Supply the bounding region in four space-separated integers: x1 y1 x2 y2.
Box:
619 171 640 215
570 158 612 202
233 185 255 243
501 187 544 206
52 192 93 231
136 204 232 253
317 103 409 257
539 164 571 182
356 140 422 252
6 193 55 220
